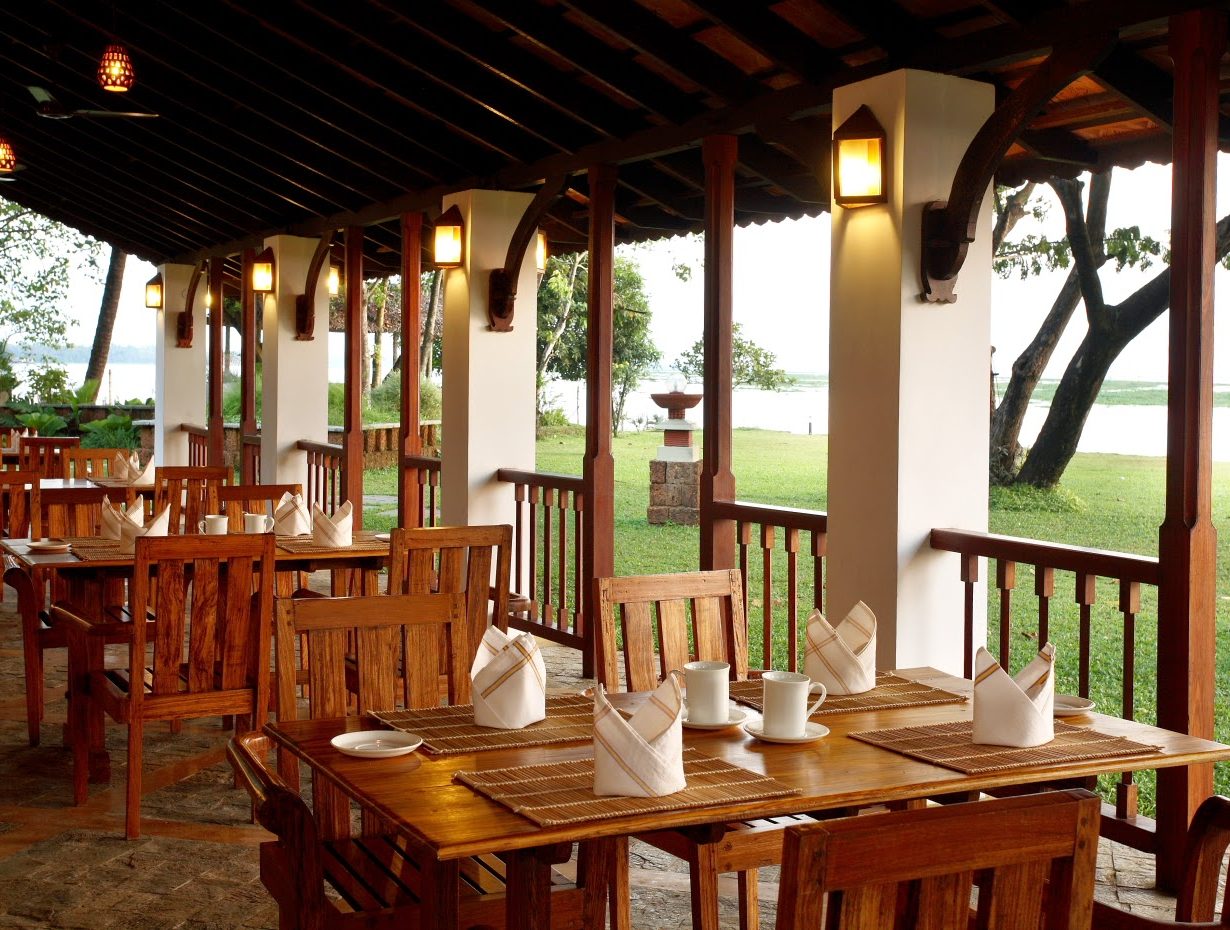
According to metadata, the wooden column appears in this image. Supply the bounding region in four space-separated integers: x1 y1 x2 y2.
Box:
398 212 423 528
239 247 257 483
206 257 225 467
699 135 738 570
342 226 365 525
1155 8 1223 892
583 165 617 681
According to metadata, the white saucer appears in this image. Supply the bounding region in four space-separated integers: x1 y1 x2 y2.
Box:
744 721 830 744
374 532 391 542
27 539 71 553
682 708 748 730
331 730 422 758
1053 694 1096 717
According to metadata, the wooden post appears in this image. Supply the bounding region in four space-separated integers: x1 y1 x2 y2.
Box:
399 212 423 528
584 164 617 681
699 135 738 570
206 256 225 468
1155 7 1223 893
240 247 257 483
343 225 365 526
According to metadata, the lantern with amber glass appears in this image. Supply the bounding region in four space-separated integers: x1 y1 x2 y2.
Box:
433 205 465 269
327 265 341 297
144 274 163 309
0 138 16 174
97 44 136 92
832 105 887 208
251 248 275 293
535 230 548 274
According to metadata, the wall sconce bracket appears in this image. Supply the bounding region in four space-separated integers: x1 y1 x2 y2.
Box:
175 262 206 348
487 174 569 331
295 232 335 340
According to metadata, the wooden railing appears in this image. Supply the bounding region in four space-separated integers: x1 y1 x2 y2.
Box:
929 527 1161 853
712 500 827 672
496 468 586 654
402 454 442 527
241 433 261 484
180 423 208 466
297 439 344 514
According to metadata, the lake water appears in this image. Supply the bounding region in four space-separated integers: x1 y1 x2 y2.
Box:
41 363 1230 461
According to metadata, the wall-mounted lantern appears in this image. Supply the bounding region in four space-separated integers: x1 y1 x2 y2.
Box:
144 273 163 309
251 247 275 293
433 205 465 269
832 105 888 208
535 230 548 274
327 264 341 297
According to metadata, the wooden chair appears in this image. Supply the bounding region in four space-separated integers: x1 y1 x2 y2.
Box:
153 465 231 534
1092 795 1230 928
56 532 276 838
218 482 303 532
0 469 39 538
776 789 1101 930
62 447 129 481
597 569 773 930
18 436 80 478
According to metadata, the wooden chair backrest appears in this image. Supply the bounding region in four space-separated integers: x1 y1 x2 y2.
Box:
18 436 80 478
62 447 127 480
0 469 39 537
153 465 231 533
128 533 275 719
386 524 512 665
775 789 1100 930
597 569 748 692
39 485 109 537
218 482 303 532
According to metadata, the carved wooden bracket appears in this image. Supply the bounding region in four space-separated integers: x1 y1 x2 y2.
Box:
176 261 206 348
488 174 570 331
295 231 335 340
920 34 1117 303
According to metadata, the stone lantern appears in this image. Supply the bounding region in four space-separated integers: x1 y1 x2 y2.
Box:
647 389 702 525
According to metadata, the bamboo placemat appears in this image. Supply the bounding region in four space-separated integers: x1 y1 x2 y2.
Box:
275 531 388 555
456 748 799 826
61 535 114 548
849 720 1159 775
62 541 129 562
729 672 967 717
371 693 596 755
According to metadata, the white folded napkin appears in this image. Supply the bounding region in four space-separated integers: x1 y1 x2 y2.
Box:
972 643 1056 748
470 626 547 729
118 505 170 555
127 458 155 487
803 600 877 695
310 500 352 547
111 452 141 482
100 494 144 541
593 674 686 798
274 491 311 536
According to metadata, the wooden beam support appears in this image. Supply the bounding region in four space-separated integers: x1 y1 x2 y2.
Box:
177 262 204 349
699 135 737 571
398 212 423 528
583 164 617 682
488 175 569 331
921 34 1117 302
342 225 365 525
294 232 335 340
1155 6 1224 894
206 256 225 467
239 247 257 482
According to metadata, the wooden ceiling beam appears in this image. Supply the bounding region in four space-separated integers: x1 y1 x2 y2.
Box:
735 139 828 204
684 0 839 84
820 0 939 59
1095 42 1230 142
1017 129 1101 168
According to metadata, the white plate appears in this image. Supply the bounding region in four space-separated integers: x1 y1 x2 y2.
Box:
682 708 748 730
374 532 391 542
1053 694 1096 717
331 730 422 758
743 721 830 744
27 539 71 553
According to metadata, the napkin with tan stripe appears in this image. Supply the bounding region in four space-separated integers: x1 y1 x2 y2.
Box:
128 458 155 487
803 600 877 695
100 494 144 540
471 626 547 729
273 491 311 536
111 452 141 482
593 674 686 798
118 505 170 555
310 500 352 548
972 642 1056 748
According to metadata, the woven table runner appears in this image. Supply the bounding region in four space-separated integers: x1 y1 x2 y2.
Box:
275 531 388 555
371 693 596 755
456 748 799 826
61 535 116 549
730 672 967 717
849 720 1159 775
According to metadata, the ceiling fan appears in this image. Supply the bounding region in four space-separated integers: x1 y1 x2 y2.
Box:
0 165 24 183
27 86 158 120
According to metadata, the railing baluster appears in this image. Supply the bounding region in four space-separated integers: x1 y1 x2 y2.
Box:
960 553 978 679
542 488 554 626
512 483 526 593
785 527 799 672
812 529 825 614
737 521 751 620
528 485 540 622
572 492 584 638
760 524 775 670
557 490 568 631
1036 565 1055 645
1075 572 1095 698
1117 578 1141 819
997 560 1015 667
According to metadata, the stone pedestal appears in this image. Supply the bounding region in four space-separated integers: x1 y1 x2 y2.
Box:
648 459 701 525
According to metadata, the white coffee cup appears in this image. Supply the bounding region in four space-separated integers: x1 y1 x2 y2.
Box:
244 512 274 533
198 514 229 535
761 671 827 739
682 660 730 725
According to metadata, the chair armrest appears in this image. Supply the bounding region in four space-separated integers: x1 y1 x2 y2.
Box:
48 603 137 641
1179 795 1230 923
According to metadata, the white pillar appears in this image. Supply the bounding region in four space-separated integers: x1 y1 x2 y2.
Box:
154 262 205 466
827 70 993 675
260 235 330 488
440 190 538 527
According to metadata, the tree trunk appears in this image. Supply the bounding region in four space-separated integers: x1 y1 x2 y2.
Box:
360 285 371 407
371 283 387 392
537 253 585 416
83 246 125 400
419 270 441 376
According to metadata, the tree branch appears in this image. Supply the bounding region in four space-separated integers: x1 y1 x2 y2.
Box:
992 182 1037 254
1051 177 1108 325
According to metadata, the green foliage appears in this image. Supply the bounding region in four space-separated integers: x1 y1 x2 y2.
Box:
15 410 67 435
673 323 794 391
80 413 137 449
537 406 570 429
20 366 73 404
989 483 1086 513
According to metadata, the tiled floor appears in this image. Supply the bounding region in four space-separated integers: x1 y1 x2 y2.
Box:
0 582 1190 928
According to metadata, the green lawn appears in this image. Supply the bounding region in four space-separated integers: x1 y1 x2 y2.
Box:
362 426 1230 812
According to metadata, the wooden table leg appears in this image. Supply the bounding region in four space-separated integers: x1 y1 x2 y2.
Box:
419 858 458 930
689 841 722 930
507 845 573 930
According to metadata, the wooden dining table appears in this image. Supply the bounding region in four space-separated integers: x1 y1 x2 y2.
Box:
264 668 1230 930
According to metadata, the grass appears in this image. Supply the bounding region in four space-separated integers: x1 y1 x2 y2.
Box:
1022 378 1230 407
